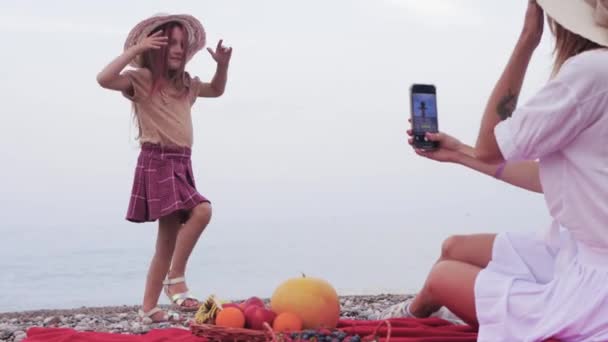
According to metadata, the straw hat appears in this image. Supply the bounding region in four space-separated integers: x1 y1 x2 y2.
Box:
538 0 608 46
124 13 206 67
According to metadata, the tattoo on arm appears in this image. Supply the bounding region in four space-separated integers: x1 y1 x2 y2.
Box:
497 89 518 120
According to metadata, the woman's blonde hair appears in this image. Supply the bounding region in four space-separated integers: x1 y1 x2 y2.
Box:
548 16 602 75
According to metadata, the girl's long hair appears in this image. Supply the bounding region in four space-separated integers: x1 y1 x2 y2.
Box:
131 22 190 142
141 21 190 97
548 17 602 75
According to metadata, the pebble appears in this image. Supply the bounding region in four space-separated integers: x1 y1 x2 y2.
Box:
13 330 26 342
0 294 431 339
109 323 123 330
43 316 60 326
0 331 12 340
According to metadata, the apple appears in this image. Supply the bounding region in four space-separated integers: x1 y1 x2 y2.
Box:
245 306 276 330
244 305 258 328
240 296 265 310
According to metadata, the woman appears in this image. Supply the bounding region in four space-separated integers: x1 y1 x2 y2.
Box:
381 1 608 340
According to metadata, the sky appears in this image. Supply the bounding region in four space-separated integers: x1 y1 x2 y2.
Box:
0 0 559 307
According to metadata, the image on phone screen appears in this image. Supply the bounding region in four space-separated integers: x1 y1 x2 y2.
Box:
411 92 438 134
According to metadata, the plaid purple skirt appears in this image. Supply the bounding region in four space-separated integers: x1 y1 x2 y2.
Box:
126 143 210 223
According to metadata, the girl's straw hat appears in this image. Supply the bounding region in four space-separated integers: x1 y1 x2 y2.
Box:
124 13 206 67
538 0 608 46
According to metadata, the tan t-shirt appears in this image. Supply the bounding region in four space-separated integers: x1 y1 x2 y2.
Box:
122 68 202 148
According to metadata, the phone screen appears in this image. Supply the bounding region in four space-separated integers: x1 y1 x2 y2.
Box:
412 92 438 133
410 84 439 150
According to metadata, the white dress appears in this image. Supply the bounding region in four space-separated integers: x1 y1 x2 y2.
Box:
474 49 608 341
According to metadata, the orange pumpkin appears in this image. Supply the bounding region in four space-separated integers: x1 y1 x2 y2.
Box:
270 274 340 329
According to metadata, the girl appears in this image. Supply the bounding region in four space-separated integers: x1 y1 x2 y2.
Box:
381 0 608 340
97 14 232 323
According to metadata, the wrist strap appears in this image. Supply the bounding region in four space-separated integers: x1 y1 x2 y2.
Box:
494 161 507 179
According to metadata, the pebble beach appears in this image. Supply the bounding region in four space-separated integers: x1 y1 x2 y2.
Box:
0 294 414 342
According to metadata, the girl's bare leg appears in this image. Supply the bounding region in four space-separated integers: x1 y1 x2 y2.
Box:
141 213 181 321
165 202 212 308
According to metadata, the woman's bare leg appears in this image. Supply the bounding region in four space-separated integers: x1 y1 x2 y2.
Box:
438 234 496 267
411 260 481 327
408 234 496 320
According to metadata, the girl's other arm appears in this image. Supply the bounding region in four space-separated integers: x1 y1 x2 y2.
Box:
197 63 228 98
198 40 232 98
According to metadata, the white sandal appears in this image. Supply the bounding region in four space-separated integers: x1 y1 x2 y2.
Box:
375 296 464 324
137 307 179 324
163 276 200 312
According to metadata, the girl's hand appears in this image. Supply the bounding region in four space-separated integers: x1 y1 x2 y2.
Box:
134 30 168 53
207 40 233 67
520 0 544 49
407 126 464 163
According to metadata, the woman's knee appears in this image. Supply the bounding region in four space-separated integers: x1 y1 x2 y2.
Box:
440 235 467 260
191 202 212 224
440 234 496 267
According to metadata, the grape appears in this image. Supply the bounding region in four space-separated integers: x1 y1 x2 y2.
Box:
333 331 347 340
283 329 358 341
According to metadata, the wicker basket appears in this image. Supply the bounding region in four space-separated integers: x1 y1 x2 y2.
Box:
190 322 278 342
190 320 392 342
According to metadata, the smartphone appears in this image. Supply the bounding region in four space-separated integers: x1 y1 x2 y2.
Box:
410 84 439 150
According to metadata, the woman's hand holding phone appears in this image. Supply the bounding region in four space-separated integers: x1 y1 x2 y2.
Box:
407 118 465 163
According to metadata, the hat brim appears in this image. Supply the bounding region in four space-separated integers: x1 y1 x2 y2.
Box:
124 14 206 68
538 0 608 47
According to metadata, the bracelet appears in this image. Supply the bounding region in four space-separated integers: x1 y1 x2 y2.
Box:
494 161 507 179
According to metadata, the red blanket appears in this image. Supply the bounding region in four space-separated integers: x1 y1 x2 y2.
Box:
338 318 478 341
25 327 204 342
24 319 560 341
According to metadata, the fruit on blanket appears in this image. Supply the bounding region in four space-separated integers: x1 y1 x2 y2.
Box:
240 296 265 310
289 330 351 341
244 306 276 330
244 305 258 320
221 302 243 313
270 274 340 329
215 307 245 328
273 312 303 332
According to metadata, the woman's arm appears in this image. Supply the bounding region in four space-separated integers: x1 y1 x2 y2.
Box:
457 153 542 193
474 1 544 163
411 131 542 193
